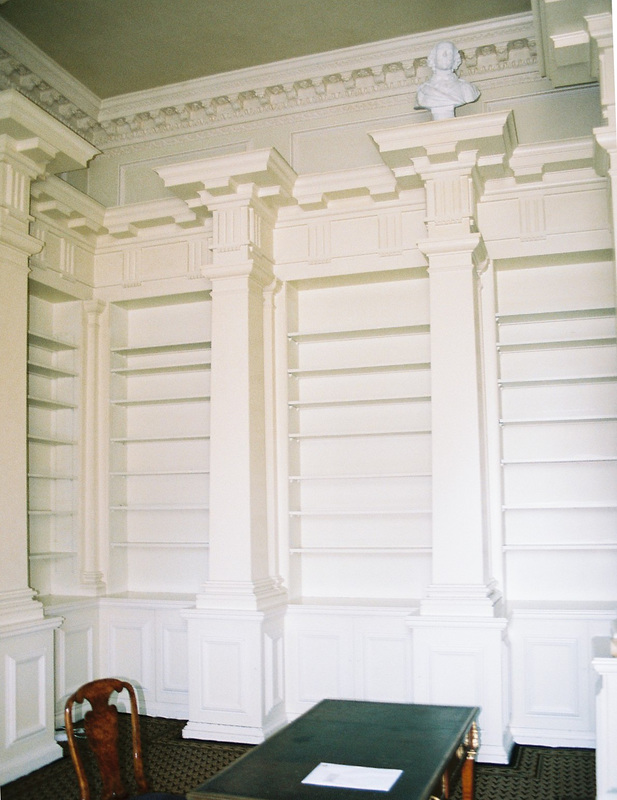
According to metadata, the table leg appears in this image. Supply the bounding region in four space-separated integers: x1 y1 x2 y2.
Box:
461 722 479 800
461 757 474 800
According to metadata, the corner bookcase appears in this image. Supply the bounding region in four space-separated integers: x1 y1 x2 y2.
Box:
285 271 432 601
27 288 80 595
108 292 212 595
495 257 617 602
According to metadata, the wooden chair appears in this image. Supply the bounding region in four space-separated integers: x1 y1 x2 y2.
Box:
64 677 184 800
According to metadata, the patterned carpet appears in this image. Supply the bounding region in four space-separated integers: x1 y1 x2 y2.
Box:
2 716 595 800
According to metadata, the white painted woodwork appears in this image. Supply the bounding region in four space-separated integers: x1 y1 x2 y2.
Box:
409 616 511 763
0 4 615 781
511 609 617 746
593 645 617 800
285 606 413 715
0 90 97 784
46 598 98 724
99 597 192 719
108 294 212 595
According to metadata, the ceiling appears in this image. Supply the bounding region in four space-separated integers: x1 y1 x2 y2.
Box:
0 0 531 99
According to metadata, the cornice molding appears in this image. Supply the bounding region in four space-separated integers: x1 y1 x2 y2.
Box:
0 17 100 118
0 13 538 151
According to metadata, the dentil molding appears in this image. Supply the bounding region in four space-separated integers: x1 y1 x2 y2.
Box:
0 14 537 150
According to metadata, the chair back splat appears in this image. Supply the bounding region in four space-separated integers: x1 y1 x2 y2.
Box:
64 678 151 800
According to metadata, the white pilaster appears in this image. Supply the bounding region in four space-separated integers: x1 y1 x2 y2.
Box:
592 643 617 800
372 113 516 762
0 89 98 783
80 300 107 594
159 149 296 742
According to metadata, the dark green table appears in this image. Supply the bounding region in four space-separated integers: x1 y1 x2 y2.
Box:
188 700 480 800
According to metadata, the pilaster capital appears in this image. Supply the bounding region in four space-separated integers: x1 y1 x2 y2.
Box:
371 112 516 236
203 254 275 291
157 147 297 213
193 577 287 613
159 148 297 266
83 298 107 318
418 233 489 275
371 111 517 186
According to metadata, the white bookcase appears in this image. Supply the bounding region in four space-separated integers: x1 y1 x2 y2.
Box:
496 258 617 602
108 292 212 594
285 272 432 601
27 289 80 595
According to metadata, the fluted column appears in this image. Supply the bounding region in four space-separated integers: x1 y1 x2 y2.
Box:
80 300 107 594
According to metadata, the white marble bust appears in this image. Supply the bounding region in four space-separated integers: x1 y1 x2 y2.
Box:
416 40 480 120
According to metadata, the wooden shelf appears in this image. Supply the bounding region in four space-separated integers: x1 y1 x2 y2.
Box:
289 362 429 379
111 394 210 406
110 504 209 511
496 307 616 325
108 296 212 595
285 276 433 601
289 429 430 440
500 415 617 425
28 434 75 446
111 434 210 443
111 361 210 376
499 374 617 388
504 502 617 511
28 509 73 516
502 456 617 465
289 509 431 517
28 395 77 410
28 361 77 379
289 472 431 481
28 332 77 351
110 469 209 476
111 340 211 356
28 473 76 480
290 546 432 554
27 297 81 597
497 337 616 352
29 551 75 560
110 541 209 549
288 395 430 409
503 543 617 551
288 324 429 343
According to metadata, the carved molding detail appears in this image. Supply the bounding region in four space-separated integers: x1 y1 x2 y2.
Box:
0 31 537 149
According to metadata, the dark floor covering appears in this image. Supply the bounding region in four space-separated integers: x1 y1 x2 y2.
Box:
2 716 595 800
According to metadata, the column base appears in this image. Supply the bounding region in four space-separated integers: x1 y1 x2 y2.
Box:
195 577 287 612
182 716 285 745
419 582 504 617
183 588 288 744
408 613 512 764
79 571 107 596
0 588 46 626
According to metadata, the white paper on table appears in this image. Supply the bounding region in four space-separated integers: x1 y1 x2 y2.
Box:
301 762 403 792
